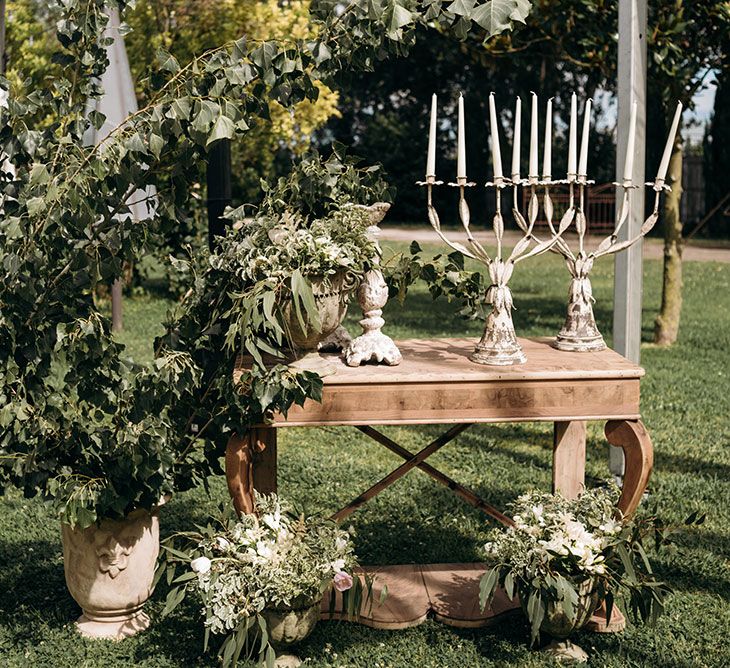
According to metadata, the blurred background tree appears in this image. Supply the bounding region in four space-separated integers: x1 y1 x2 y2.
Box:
4 0 728 341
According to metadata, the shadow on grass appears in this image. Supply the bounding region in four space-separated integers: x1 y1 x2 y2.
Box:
0 537 75 638
653 450 730 482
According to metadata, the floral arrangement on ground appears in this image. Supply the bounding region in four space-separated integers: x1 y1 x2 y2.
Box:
158 494 373 667
479 485 679 646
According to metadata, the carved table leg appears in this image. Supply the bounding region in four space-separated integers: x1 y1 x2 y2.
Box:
587 420 653 634
552 421 587 499
605 420 653 518
225 428 278 516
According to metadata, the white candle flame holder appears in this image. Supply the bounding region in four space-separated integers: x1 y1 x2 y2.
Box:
421 94 681 359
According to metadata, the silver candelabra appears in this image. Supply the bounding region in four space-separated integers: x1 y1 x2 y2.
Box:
420 92 682 363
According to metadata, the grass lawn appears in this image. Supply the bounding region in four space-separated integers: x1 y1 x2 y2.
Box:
1 241 729 667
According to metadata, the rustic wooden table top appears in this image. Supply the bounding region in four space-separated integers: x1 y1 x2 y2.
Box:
237 337 645 427
280 337 645 384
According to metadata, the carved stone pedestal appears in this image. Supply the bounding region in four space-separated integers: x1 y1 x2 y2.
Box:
61 504 163 640
345 269 402 367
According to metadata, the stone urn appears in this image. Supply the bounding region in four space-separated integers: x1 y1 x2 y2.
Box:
61 502 164 640
522 579 599 663
281 272 353 351
260 602 321 667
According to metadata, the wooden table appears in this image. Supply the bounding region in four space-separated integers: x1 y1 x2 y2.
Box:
226 337 653 630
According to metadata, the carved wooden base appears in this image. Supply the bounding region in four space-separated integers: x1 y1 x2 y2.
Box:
321 564 625 635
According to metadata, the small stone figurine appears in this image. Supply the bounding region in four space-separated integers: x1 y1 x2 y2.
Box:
343 202 402 367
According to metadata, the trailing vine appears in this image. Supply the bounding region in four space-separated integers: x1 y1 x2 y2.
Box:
0 0 532 526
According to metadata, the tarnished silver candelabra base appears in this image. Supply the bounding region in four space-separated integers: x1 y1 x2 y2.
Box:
469 283 526 365
553 275 606 352
470 336 526 365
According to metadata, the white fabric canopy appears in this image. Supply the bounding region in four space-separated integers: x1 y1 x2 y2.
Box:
86 8 155 222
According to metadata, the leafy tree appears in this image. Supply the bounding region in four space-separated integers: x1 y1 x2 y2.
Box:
647 1 728 345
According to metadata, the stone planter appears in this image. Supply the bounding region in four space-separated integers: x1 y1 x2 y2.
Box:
281 272 353 351
260 602 321 667
61 503 163 640
522 579 599 663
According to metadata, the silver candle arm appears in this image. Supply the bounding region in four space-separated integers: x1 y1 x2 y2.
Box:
418 176 565 366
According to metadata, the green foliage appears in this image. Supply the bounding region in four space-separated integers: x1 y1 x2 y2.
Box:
0 249 728 665
386 241 488 320
157 493 371 667
259 145 393 218
0 0 532 526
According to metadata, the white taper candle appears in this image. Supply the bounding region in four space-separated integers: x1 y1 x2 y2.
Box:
656 101 683 183
578 98 592 177
457 93 466 180
568 92 577 177
542 97 553 180
529 92 538 179
622 100 637 182
426 94 437 178
489 92 503 180
511 96 521 181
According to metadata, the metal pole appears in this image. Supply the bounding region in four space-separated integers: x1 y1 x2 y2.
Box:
612 0 647 478
207 139 231 250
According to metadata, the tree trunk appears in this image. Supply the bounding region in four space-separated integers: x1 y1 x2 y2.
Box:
653 131 684 345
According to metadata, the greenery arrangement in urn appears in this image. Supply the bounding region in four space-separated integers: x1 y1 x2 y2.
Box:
213 148 391 359
0 0 531 522
479 486 701 660
158 494 373 667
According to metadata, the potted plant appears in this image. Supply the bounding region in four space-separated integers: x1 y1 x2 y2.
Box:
36 330 207 640
219 205 380 354
479 486 679 662
215 149 393 357
158 493 373 668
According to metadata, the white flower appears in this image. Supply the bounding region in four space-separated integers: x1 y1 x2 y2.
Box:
216 537 231 551
335 536 349 552
262 509 281 531
191 556 212 574
256 541 275 561
539 532 570 556
331 558 346 572
598 517 623 535
531 504 545 525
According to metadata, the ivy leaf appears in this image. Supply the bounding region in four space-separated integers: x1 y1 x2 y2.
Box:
26 197 46 216
472 0 532 36
156 48 180 74
387 3 414 39
447 0 476 17
149 133 164 159
206 115 236 146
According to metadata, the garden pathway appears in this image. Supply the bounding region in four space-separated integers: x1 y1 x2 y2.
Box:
379 227 730 263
